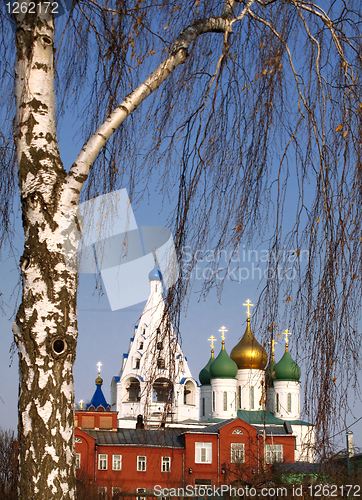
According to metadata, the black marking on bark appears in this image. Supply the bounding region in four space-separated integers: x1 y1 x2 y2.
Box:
32 62 48 72
45 132 54 143
25 114 38 146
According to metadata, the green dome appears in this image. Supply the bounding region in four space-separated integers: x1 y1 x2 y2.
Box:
210 347 238 379
265 359 277 388
274 351 301 381
199 355 214 386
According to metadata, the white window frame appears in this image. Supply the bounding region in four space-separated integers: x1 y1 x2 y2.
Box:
112 454 122 470
137 487 146 500
195 442 212 463
75 453 81 469
112 487 121 498
161 456 171 472
137 455 146 471
265 444 283 464
231 443 245 463
98 454 108 470
98 486 107 497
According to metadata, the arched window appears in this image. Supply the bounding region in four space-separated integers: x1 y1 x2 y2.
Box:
184 380 195 405
152 378 172 403
124 377 141 402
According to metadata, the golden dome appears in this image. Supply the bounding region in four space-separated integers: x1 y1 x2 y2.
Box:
230 319 268 370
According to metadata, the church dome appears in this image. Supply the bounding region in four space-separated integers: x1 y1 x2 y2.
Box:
148 265 162 281
199 355 214 386
230 319 268 370
274 350 301 381
210 346 238 379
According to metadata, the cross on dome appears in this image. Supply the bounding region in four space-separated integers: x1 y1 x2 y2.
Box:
243 299 254 319
79 399 85 410
97 361 102 375
208 335 217 350
282 329 292 351
218 326 228 342
268 338 278 353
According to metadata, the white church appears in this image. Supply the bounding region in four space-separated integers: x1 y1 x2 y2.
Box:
110 266 315 462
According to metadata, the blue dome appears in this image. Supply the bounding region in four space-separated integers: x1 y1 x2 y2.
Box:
149 265 162 281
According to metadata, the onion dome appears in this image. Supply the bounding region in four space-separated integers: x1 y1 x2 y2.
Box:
274 347 301 382
148 265 162 281
88 365 110 411
210 341 238 379
199 352 215 386
230 319 268 370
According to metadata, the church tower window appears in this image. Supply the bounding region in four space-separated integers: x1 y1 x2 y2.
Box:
134 358 140 369
157 358 165 369
139 342 144 350
250 386 255 410
223 392 227 411
238 386 241 409
157 342 163 350
202 398 205 417
287 393 292 412
212 392 215 412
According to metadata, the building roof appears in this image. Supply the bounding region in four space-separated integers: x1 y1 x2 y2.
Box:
237 410 312 426
83 428 186 448
88 383 110 411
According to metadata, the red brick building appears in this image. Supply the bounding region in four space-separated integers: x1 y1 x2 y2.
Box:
75 409 296 499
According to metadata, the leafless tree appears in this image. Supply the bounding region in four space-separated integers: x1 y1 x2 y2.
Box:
0 428 17 499
0 0 361 497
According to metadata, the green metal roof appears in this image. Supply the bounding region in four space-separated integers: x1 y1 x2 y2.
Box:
237 410 312 426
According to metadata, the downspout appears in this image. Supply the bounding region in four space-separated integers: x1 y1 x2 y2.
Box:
182 453 185 488
95 444 97 485
263 428 266 473
217 433 220 487
257 433 260 475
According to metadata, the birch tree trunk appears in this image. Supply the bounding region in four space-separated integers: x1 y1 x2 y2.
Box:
14 12 78 500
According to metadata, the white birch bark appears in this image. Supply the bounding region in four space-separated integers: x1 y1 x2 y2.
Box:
15 11 78 500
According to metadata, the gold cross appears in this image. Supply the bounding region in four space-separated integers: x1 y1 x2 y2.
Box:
243 299 254 319
283 329 292 345
79 400 85 410
218 326 228 341
208 335 217 350
97 361 102 375
268 339 278 354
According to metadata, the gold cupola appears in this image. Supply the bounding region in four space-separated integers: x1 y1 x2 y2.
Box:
230 300 268 370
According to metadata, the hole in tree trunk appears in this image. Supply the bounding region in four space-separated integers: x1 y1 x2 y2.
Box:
52 339 66 355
